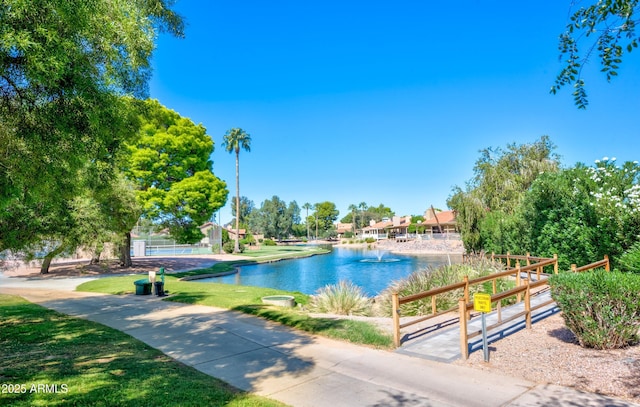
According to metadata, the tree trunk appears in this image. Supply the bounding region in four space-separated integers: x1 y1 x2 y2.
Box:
90 243 103 265
119 232 132 267
234 150 240 253
40 245 66 274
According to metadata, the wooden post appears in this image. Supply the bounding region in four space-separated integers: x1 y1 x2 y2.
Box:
516 261 522 303
492 279 497 294
459 298 468 360
524 279 531 329
431 295 437 315
526 252 531 267
392 292 400 347
536 264 541 280
463 275 470 320
604 255 610 272
571 264 576 273
553 254 558 274
507 251 511 269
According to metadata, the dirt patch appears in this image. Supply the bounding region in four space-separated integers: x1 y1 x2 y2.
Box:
0 254 246 279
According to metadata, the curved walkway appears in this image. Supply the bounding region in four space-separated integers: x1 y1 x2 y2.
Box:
1 275 638 407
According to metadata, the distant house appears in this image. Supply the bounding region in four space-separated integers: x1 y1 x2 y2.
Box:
226 226 247 241
384 216 412 240
422 208 458 234
361 219 393 240
335 222 354 238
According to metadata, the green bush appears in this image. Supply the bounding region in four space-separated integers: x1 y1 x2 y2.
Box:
222 241 245 253
549 270 640 349
309 280 371 316
617 241 640 273
263 239 277 246
365 237 376 243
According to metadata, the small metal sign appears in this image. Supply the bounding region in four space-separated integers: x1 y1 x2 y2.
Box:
474 293 492 313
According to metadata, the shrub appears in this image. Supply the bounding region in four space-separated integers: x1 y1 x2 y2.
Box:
364 237 376 243
222 241 245 253
549 270 640 349
262 239 277 246
309 280 371 316
377 256 506 317
617 241 640 273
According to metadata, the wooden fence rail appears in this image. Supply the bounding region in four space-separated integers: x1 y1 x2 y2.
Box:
392 253 558 347
458 255 610 359
391 253 611 353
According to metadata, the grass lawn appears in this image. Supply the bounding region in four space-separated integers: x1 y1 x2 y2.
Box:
77 246 393 348
0 295 287 407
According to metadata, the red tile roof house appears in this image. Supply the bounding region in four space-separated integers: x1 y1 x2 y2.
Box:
361 219 393 240
361 216 412 241
421 208 459 236
385 216 413 241
336 222 354 239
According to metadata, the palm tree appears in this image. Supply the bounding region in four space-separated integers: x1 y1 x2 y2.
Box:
358 202 368 229
222 128 251 253
348 204 358 235
302 202 312 241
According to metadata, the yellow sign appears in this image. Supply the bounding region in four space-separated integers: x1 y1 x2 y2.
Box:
474 293 492 313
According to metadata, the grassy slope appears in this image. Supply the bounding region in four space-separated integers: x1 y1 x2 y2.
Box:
0 295 286 407
77 246 393 348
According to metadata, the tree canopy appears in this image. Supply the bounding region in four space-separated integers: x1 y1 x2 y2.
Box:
249 196 300 241
447 136 561 252
124 99 228 244
552 1 640 108
0 0 183 252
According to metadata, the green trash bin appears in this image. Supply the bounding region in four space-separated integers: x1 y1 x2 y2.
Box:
134 279 152 295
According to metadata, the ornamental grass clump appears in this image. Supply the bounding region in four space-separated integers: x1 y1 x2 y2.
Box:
309 280 371 316
378 256 506 317
549 270 640 349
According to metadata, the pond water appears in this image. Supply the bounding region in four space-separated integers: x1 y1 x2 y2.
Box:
196 247 461 296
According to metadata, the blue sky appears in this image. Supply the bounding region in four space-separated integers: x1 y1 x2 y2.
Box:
149 1 640 225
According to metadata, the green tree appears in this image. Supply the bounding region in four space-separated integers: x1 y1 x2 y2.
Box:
448 136 561 252
367 203 395 221
222 128 252 253
551 1 640 108
0 1 182 253
314 201 339 234
250 196 299 240
231 196 255 229
123 100 228 265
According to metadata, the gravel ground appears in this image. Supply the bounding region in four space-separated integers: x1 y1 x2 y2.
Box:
453 313 640 404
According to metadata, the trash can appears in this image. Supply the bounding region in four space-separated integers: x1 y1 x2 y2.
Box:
134 279 152 295
154 281 165 296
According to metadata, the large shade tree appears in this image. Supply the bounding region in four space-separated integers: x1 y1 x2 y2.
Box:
222 128 252 253
0 0 183 253
122 99 228 266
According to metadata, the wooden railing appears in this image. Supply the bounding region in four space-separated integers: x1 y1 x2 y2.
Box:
391 254 558 347
392 253 611 352
458 255 610 359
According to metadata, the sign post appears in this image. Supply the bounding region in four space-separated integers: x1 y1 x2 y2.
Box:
473 293 492 362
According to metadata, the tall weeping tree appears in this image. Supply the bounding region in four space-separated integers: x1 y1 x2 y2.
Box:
448 136 561 252
222 128 252 253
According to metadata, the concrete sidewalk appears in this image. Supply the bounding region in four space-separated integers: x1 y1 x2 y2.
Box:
1 277 638 407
